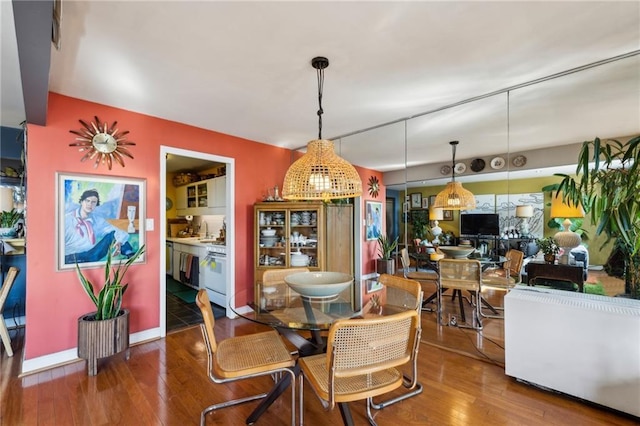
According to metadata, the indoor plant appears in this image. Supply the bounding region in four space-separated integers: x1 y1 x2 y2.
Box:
555 135 640 298
75 241 145 375
537 237 559 264
0 208 22 238
376 234 398 275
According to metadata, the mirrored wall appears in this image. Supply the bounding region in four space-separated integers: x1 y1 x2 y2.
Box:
338 52 640 266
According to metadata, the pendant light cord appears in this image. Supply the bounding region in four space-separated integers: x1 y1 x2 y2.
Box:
317 66 324 139
450 141 458 182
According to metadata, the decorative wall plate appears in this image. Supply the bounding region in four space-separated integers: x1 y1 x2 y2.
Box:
512 155 527 167
440 165 452 175
454 162 466 174
470 158 486 172
69 116 136 169
490 156 505 169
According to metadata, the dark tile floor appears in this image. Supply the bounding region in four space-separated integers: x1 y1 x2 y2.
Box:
166 291 203 333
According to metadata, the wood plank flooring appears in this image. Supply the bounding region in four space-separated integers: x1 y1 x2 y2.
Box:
1 291 638 426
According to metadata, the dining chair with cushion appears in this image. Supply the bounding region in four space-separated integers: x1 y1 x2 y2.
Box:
437 259 483 330
298 309 420 426
0 267 19 357
370 274 423 409
399 248 438 311
480 249 524 318
195 289 297 425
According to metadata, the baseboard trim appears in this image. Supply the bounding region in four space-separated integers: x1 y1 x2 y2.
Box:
20 327 162 376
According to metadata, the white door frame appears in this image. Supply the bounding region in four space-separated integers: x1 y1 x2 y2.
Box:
159 146 235 336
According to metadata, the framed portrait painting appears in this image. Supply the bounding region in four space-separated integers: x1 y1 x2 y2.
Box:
442 209 454 221
57 173 146 270
365 200 383 241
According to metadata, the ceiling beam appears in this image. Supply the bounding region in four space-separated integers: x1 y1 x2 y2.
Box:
12 0 53 126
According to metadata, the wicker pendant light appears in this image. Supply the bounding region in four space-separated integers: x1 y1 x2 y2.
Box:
432 141 476 210
282 57 362 201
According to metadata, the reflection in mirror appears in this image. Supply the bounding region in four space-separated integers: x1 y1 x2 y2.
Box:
508 54 640 271
337 51 638 294
340 120 406 260
403 94 508 250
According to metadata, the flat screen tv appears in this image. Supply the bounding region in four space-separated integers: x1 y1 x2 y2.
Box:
460 213 500 236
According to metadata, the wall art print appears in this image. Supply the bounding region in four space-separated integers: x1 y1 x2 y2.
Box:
365 200 383 241
57 173 146 270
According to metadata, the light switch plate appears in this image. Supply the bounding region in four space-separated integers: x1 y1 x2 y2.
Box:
146 218 154 231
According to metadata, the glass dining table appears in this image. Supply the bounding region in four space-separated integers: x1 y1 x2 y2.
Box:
229 277 419 424
231 278 417 355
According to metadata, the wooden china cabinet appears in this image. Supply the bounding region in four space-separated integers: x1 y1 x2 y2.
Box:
253 201 354 306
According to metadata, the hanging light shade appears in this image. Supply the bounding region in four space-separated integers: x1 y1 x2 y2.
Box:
282 57 362 201
432 141 476 210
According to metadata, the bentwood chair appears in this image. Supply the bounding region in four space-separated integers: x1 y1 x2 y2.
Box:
195 289 297 425
371 274 423 409
399 248 438 311
437 259 483 330
0 267 19 357
298 309 420 426
481 249 524 318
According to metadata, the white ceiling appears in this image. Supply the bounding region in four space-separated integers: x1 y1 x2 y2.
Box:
3 1 640 177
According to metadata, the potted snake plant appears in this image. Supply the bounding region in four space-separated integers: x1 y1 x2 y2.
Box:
376 234 398 275
75 241 145 375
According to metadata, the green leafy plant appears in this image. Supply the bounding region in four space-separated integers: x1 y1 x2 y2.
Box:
536 237 559 256
377 234 398 260
0 209 22 228
555 135 640 297
75 242 146 320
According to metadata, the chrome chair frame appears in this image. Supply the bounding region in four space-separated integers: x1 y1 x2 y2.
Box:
196 289 297 425
370 274 424 409
437 259 483 330
298 310 420 426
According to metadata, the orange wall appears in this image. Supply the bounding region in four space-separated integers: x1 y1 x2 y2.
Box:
24 93 378 361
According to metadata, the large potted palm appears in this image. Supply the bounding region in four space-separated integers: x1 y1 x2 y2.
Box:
555 135 640 298
376 234 398 275
75 242 145 375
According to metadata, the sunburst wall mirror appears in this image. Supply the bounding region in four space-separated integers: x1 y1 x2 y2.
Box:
368 175 380 198
69 116 136 169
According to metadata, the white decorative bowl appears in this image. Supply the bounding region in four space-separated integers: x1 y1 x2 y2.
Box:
439 246 475 259
284 272 353 298
261 228 277 237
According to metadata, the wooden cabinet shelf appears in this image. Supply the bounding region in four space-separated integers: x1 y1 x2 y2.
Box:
254 202 354 303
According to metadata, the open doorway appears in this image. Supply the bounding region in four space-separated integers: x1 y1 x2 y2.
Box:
160 146 235 336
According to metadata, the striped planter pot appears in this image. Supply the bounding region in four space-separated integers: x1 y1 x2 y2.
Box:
78 309 130 376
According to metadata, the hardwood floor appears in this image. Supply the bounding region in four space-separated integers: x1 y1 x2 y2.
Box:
1 292 637 426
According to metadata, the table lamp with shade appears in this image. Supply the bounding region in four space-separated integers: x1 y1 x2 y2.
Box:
515 205 534 237
550 195 585 264
429 207 443 244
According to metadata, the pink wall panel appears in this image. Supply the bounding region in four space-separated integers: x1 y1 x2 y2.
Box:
23 93 379 361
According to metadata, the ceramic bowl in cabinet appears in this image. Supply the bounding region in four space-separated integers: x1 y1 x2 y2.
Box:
290 251 309 267
261 228 277 237
260 236 279 247
284 272 353 298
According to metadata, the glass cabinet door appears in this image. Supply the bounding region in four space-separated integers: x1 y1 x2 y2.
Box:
257 208 287 268
289 207 319 268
